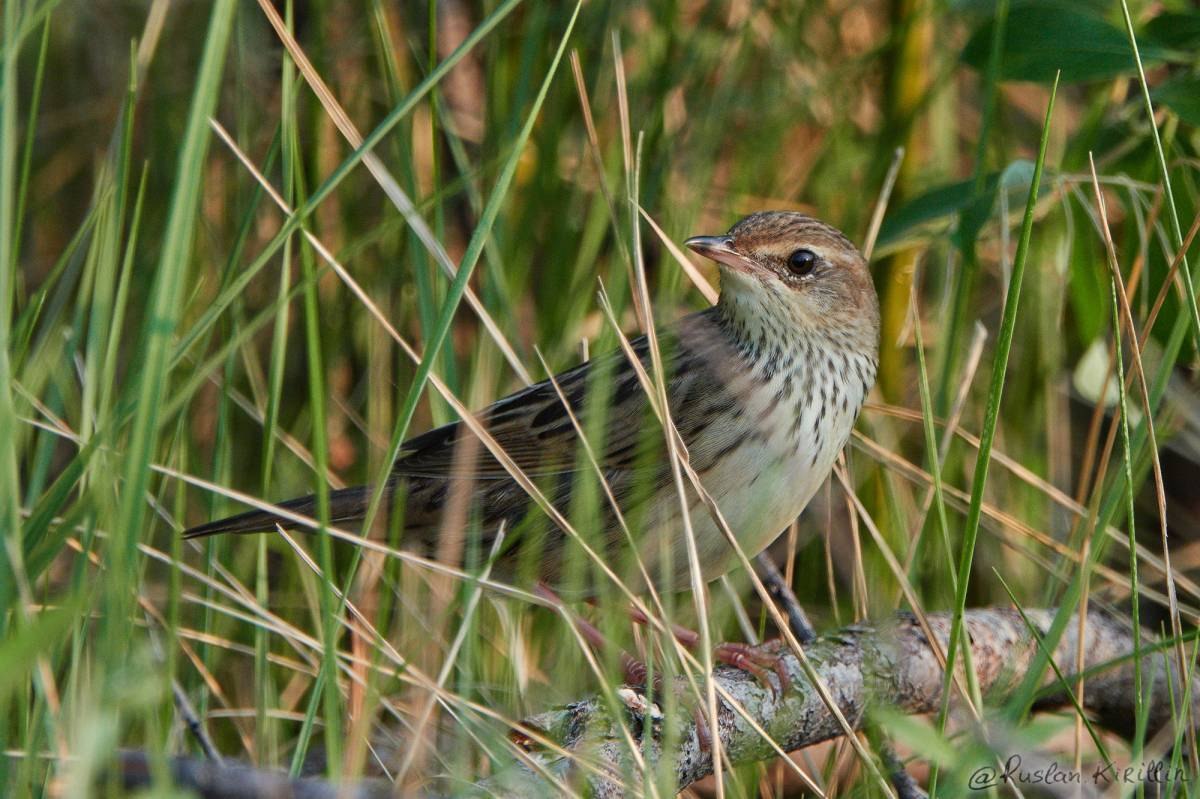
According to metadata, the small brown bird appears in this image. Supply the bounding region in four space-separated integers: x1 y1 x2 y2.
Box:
185 211 879 597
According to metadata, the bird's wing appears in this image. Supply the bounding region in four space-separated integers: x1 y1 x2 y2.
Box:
391 308 743 485
180 309 747 543
394 337 659 481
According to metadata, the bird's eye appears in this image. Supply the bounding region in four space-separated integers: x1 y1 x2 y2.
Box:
787 248 818 277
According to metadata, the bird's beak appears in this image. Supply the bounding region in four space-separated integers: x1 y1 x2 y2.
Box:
684 235 745 270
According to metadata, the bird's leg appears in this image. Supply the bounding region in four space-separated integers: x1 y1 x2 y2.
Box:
555 593 725 749
625 603 700 648
623 609 790 697
694 553 811 697
550 565 801 699
755 551 816 644
536 584 655 689
604 599 794 751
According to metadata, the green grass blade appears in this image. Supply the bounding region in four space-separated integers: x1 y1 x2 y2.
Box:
936 71 1059 737
110 0 237 661
7 15 49 274
0 0 29 630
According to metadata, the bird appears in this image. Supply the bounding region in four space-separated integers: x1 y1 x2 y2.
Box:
184 211 880 598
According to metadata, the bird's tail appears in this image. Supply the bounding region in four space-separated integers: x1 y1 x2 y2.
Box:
182 485 375 539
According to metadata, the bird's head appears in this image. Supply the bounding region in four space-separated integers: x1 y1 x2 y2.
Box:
685 211 879 343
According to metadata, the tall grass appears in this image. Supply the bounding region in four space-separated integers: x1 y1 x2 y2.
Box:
4 1 1200 796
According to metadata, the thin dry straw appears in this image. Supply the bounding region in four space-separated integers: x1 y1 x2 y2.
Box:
253 0 531 386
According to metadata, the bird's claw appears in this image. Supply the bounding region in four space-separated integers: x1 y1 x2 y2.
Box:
714 641 791 697
693 705 714 752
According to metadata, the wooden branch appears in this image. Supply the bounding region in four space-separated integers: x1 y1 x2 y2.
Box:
481 608 1194 795
122 607 1195 798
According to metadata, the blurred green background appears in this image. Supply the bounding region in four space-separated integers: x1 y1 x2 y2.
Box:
4 0 1200 795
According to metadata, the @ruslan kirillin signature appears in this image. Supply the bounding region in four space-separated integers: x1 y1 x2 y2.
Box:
968 755 1189 790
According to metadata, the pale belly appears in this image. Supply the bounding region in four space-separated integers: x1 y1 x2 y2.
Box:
633 373 862 594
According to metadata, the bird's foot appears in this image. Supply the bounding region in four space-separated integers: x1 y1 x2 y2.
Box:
714 641 791 697
627 603 791 697
536 583 660 690
693 704 714 752
537 586 789 699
